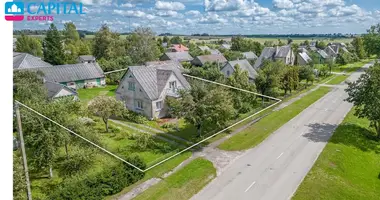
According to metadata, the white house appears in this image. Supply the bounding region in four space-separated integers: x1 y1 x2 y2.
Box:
116 64 191 119
221 59 258 81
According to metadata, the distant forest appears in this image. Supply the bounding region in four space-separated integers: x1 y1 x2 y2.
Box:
13 29 355 38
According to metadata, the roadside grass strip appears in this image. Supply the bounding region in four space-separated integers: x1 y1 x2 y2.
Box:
133 158 216 200
325 75 348 85
218 87 331 151
15 73 282 172
292 109 380 200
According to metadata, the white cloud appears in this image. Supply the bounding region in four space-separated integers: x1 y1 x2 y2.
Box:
113 10 146 18
120 3 134 8
156 10 180 17
185 10 201 16
199 13 227 24
155 1 185 11
205 0 254 11
273 0 294 9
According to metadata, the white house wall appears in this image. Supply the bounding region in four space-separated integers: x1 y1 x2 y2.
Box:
116 71 154 119
220 64 234 78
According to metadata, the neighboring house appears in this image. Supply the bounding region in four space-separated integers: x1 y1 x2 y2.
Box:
160 52 193 62
44 80 78 100
198 46 222 55
116 64 191 119
316 49 329 64
167 44 189 52
77 55 96 63
242 51 258 61
297 52 312 66
13 52 52 69
29 63 105 89
191 54 228 67
324 46 338 57
220 44 231 50
254 45 295 68
221 59 258 81
309 46 318 52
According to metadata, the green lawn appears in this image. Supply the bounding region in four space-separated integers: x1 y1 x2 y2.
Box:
218 87 331 151
133 158 216 200
293 109 380 200
332 59 374 73
77 85 117 103
325 75 348 85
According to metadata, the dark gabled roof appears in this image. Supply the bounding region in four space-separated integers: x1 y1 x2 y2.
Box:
193 54 227 65
44 81 77 99
254 47 276 68
162 52 193 62
275 45 291 58
242 51 258 60
121 65 190 100
13 52 53 69
223 59 258 79
29 63 104 83
78 55 95 61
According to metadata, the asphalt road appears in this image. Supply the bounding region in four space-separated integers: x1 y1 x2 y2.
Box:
191 63 373 200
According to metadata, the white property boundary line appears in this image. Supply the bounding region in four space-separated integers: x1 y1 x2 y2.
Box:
16 72 281 172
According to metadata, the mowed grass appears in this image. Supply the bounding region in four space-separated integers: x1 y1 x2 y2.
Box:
218 87 331 151
133 158 216 200
77 85 117 103
293 109 380 200
332 59 375 73
325 75 348 85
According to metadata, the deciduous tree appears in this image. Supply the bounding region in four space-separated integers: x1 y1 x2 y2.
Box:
88 96 124 132
345 62 380 138
15 34 43 57
126 27 160 64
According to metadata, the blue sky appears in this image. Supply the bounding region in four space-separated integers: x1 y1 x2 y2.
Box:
13 0 380 34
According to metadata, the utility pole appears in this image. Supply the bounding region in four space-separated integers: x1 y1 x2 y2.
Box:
15 103 32 200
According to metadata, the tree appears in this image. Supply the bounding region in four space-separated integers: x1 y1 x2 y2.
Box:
223 50 244 60
167 82 235 137
299 66 315 85
93 24 125 60
287 38 293 44
189 62 224 81
43 23 65 65
363 23 380 57
63 22 80 44
278 39 285 46
226 64 257 113
351 37 366 59
345 63 380 138
264 40 274 47
316 41 327 49
13 153 26 200
231 36 263 54
170 36 182 44
336 51 353 65
126 27 160 64
88 96 124 132
255 61 284 98
280 66 299 95
15 34 43 57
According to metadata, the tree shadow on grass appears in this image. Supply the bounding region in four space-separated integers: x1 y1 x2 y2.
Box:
304 122 380 154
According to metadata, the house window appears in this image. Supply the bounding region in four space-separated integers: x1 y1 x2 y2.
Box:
169 81 177 92
227 70 230 76
136 100 143 110
156 101 162 110
128 82 135 91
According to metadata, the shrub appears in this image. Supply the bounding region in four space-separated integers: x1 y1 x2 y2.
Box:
161 122 176 129
120 109 148 124
49 155 146 200
134 132 155 150
59 148 94 177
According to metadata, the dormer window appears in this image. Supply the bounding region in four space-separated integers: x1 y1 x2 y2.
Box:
128 82 135 91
